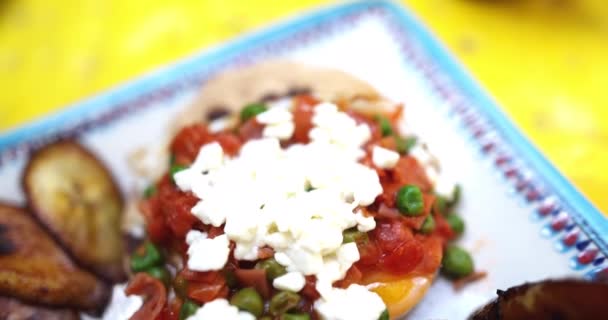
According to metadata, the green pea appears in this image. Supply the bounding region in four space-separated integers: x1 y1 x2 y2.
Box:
173 274 189 299
269 291 301 316
378 309 390 320
130 242 163 272
143 185 156 198
255 258 287 281
395 136 417 155
282 313 311 320
420 215 435 234
230 287 264 317
179 299 200 320
240 103 268 122
146 265 171 288
375 115 393 137
442 245 474 279
446 213 465 236
342 228 368 244
396 185 424 216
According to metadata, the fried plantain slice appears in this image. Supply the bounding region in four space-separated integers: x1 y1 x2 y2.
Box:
22 140 125 282
0 295 79 320
469 279 608 320
0 203 110 311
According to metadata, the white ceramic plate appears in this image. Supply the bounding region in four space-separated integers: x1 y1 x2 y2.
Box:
1 1 606 319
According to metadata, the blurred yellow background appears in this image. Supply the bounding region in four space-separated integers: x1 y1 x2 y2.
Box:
0 0 606 213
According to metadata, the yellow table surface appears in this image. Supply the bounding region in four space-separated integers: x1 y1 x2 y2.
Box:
0 0 606 214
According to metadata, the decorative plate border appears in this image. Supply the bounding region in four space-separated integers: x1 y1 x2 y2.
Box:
1 0 606 280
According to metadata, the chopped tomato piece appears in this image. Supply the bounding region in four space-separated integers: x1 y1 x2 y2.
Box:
301 275 320 301
238 119 264 140
356 238 382 269
188 282 228 303
170 124 214 165
160 189 199 240
379 136 397 150
392 156 433 192
213 132 242 156
140 196 169 244
382 239 424 275
374 220 414 253
292 95 318 143
180 269 228 303
335 265 363 288
257 246 275 260
434 214 456 241
126 273 167 320
411 235 443 275
234 269 271 298
206 225 225 239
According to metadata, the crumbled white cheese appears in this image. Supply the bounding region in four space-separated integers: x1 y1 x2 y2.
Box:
354 210 376 232
187 232 230 272
186 230 207 245
273 271 306 292
257 106 293 124
257 105 295 140
208 116 237 133
174 142 225 192
263 121 295 140
268 97 293 110
307 103 371 160
186 298 255 320
434 174 457 200
94 284 143 320
315 243 360 298
180 102 388 319
409 143 440 184
314 284 386 320
372 146 400 169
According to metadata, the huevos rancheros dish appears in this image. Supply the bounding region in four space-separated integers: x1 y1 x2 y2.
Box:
0 62 474 320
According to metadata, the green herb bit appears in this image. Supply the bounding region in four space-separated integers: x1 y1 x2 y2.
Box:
130 242 164 272
145 265 171 288
170 163 187 179
342 228 369 244
375 115 394 137
240 103 268 122
395 136 417 154
143 185 157 198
